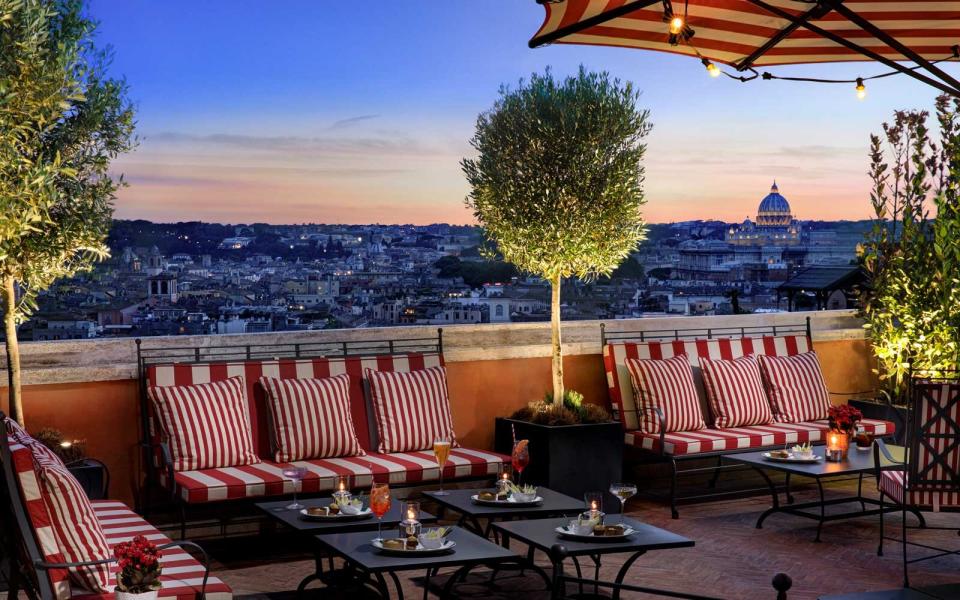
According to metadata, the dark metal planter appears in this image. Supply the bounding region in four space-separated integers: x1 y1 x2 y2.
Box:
494 417 624 512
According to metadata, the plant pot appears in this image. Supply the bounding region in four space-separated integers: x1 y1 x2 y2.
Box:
495 417 624 512
115 590 158 600
848 398 907 445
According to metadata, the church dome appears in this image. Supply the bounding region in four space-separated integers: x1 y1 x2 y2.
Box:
758 181 790 215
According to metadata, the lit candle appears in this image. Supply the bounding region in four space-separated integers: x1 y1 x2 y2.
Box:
406 507 416 521
60 441 72 449
591 500 598 512
828 433 839 448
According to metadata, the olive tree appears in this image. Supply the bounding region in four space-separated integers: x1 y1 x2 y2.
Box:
0 0 135 424
462 67 650 403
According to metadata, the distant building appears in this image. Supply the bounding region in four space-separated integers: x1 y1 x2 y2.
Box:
726 182 802 246
147 273 178 303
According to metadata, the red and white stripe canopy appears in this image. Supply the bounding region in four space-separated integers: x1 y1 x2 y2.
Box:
530 0 960 68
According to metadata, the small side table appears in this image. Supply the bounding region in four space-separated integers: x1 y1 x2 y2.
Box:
66 459 109 500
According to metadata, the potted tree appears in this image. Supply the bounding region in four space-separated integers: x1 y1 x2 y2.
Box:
462 67 650 501
856 96 960 442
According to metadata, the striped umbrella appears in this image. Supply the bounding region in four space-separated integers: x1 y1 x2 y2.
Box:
529 0 960 96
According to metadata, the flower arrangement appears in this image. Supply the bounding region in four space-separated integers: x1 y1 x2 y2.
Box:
828 405 863 435
114 535 162 594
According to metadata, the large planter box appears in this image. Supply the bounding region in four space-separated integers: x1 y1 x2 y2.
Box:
494 417 624 512
848 398 907 445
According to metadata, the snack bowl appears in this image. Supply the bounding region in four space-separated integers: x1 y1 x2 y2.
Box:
512 491 538 503
339 501 364 516
567 520 594 536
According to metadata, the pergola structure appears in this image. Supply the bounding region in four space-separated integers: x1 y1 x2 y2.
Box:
530 0 960 96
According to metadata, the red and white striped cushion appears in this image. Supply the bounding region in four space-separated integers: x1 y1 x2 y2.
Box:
5 417 66 467
758 352 831 423
366 366 457 453
701 355 772 428
625 355 705 434
260 374 364 462
149 376 260 472
33 454 113 594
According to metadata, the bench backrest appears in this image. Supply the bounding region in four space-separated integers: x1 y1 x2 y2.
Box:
603 335 810 430
144 352 443 458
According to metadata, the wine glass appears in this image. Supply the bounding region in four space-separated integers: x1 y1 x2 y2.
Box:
370 482 392 541
609 482 638 524
282 466 308 510
433 438 452 496
511 440 530 484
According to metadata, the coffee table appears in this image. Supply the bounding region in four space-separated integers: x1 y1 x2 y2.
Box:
423 487 584 539
724 446 925 542
315 526 527 599
256 496 437 596
492 516 698 600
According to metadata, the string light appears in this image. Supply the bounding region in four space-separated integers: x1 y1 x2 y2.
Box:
702 58 721 78
855 77 866 100
669 15 684 35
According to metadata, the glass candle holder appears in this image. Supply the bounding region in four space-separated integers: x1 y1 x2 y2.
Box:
825 431 846 462
398 500 422 538
497 463 513 497
333 475 352 505
584 491 604 518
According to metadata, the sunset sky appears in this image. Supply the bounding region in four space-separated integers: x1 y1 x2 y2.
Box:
91 1 953 225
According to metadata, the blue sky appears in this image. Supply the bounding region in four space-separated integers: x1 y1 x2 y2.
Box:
91 1 952 224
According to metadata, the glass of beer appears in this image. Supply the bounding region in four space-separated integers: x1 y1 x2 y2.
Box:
433 438 452 496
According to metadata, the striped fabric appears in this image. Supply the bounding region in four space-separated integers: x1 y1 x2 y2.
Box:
625 417 894 456
5 417 66 467
71 501 232 600
911 381 960 491
163 447 506 504
530 1 959 67
625 355 705 433
879 470 960 512
149 376 260 472
260 374 364 462
758 352 831 423
701 355 772 428
8 439 72 599
367 366 457 453
32 455 113 594
604 334 809 430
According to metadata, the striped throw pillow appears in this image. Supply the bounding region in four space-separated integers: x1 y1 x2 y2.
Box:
700 355 773 428
260 374 365 462
149 376 260 471
366 366 457 453
758 352 831 423
625 355 705 434
32 454 112 593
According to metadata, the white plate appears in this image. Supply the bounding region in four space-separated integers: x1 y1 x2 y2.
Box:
555 525 636 542
300 507 373 521
761 452 823 464
371 538 456 555
471 494 544 507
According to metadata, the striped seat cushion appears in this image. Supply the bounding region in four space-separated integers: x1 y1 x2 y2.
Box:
5 417 66 466
32 455 113 594
625 355 705 433
367 366 457 453
71 501 232 599
164 448 506 503
758 352 831 423
149 376 260 471
625 417 894 456
700 355 773 428
260 374 364 462
879 470 960 511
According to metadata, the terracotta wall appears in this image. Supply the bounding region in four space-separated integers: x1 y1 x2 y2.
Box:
2 338 875 507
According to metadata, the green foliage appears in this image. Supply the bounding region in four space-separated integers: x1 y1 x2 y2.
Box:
513 390 612 426
462 66 650 282
858 96 960 398
433 255 518 288
0 0 135 320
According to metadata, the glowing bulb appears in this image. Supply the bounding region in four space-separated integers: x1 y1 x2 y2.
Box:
855 78 866 100
669 15 684 35
702 58 720 78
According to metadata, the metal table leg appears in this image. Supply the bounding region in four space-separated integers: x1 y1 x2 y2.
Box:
611 551 646 600
753 467 781 529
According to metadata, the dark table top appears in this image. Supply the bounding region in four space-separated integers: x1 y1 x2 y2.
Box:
724 445 904 477
314 526 517 573
422 487 585 518
255 496 437 533
492 517 694 558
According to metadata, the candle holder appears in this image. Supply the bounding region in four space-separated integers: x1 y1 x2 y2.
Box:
497 463 513 499
333 475 352 505
825 431 848 462
398 500 422 539
584 491 604 519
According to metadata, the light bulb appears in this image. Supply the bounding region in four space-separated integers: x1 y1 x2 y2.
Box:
855 78 866 100
669 15 684 35
702 58 720 78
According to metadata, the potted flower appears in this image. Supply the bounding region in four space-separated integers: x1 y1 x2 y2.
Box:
463 68 650 502
114 535 162 600
827 404 863 458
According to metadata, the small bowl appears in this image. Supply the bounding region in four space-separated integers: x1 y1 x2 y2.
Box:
794 451 814 460
339 502 363 515
566 521 594 536
418 532 445 550
512 491 538 503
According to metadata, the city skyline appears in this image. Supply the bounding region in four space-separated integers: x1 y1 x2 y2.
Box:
92 1 952 225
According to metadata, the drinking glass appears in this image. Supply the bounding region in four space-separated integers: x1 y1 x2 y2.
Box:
282 466 308 510
433 438 452 496
511 440 530 484
370 482 392 541
610 482 638 523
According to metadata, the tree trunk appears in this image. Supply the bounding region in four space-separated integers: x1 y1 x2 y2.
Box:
550 275 564 407
3 277 23 425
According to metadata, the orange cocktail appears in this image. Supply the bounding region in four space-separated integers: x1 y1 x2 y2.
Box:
370 482 391 540
433 439 452 496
